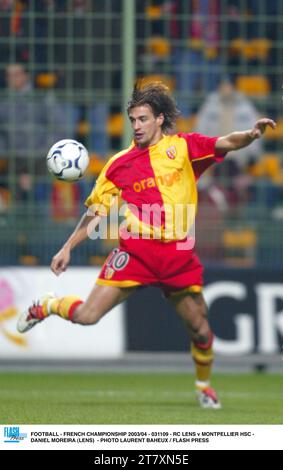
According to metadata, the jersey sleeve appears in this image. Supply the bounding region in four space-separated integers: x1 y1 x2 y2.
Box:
84 163 120 216
179 132 226 180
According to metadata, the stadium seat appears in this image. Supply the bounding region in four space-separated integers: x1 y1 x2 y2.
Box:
187 114 197 131
264 117 283 140
229 38 246 56
176 115 197 133
145 5 162 19
107 113 124 137
229 38 272 61
249 153 278 178
89 255 106 266
77 119 91 137
222 229 257 267
19 255 39 266
241 40 271 61
176 117 189 133
236 75 270 97
249 38 272 60
261 154 280 180
141 75 175 91
241 42 256 60
87 153 105 176
249 153 283 184
146 36 171 57
36 73 57 88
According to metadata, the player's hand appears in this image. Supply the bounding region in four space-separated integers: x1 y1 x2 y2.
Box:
51 247 71 276
250 118 276 139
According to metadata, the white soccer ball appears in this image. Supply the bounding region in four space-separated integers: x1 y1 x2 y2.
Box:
46 139 89 182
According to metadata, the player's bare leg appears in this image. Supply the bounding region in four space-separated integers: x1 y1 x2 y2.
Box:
169 292 221 409
72 284 136 325
17 284 136 332
169 292 209 342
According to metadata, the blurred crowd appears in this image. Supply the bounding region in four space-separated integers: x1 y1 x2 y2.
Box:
0 0 282 265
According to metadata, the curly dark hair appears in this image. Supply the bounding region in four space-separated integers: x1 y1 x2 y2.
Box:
127 79 180 132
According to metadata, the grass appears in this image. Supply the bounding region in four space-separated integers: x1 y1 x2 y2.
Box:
0 372 282 424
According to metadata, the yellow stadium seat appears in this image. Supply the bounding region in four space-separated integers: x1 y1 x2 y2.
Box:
176 117 189 133
242 43 256 60
141 74 175 91
223 229 257 248
262 154 281 179
87 153 105 176
265 117 283 140
230 38 272 61
19 255 39 266
236 75 270 97
176 115 197 133
146 36 171 57
229 38 246 55
249 38 272 60
249 154 274 178
36 73 57 88
249 153 283 183
107 113 124 137
89 255 106 266
145 6 162 19
77 120 90 136
222 229 257 267
187 114 197 131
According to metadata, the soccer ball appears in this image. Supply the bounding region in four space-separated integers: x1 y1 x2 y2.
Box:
46 139 89 182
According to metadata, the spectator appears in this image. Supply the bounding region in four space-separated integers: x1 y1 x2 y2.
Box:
194 77 262 167
0 63 68 200
168 0 222 116
0 1 28 87
194 77 263 209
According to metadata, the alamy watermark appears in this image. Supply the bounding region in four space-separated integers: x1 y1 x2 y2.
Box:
86 200 196 251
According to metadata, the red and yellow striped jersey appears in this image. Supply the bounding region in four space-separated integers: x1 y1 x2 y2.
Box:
85 133 225 240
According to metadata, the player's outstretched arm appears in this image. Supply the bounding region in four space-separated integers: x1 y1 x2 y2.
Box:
51 211 101 276
215 118 276 153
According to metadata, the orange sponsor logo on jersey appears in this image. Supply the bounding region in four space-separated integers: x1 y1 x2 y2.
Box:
133 170 180 193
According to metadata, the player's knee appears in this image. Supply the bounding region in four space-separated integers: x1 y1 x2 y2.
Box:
189 316 211 342
193 328 213 348
72 303 101 325
189 315 209 337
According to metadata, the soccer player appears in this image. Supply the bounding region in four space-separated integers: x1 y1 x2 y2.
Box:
17 82 276 409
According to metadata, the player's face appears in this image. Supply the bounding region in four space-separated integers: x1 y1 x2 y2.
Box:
128 105 164 147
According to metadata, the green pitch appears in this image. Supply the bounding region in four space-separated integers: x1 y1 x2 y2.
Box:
0 372 282 424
